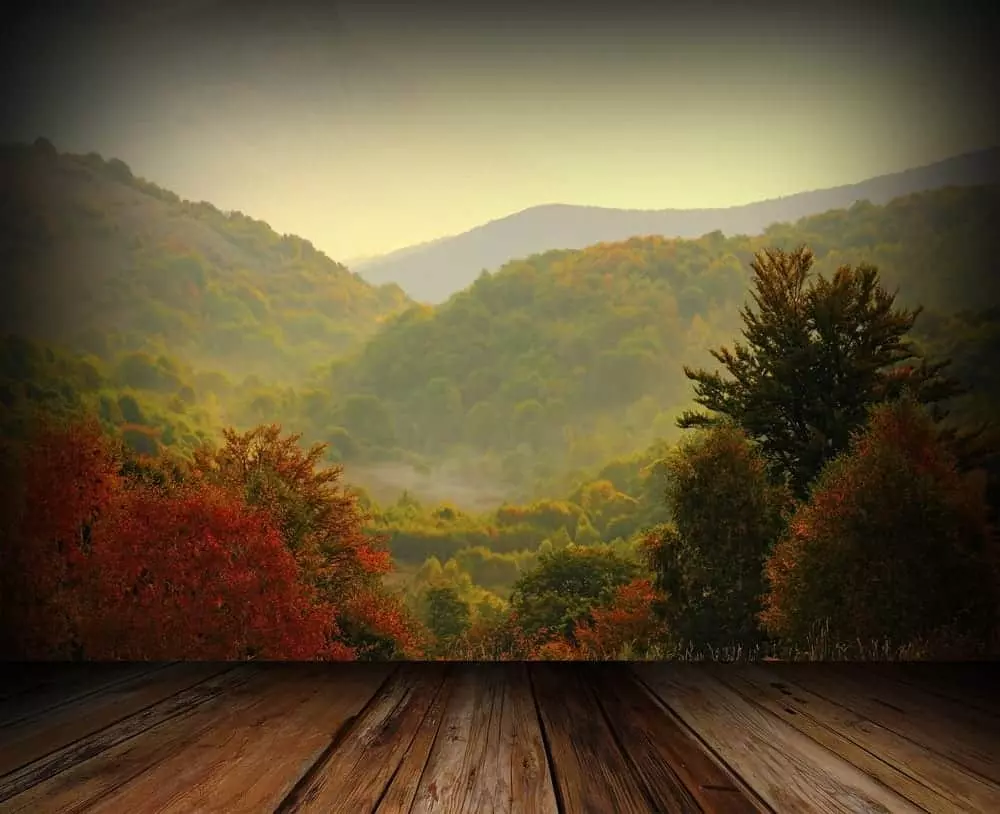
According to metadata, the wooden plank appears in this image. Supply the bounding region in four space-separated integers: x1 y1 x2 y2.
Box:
594 665 762 814
0 665 260 812
716 665 1000 814
634 663 924 814
0 662 230 777
374 666 454 814
529 663 652 814
80 663 395 814
772 664 1000 786
404 664 558 814
499 664 559 814
827 663 1000 719
0 663 169 728
277 663 449 813
0 664 98 704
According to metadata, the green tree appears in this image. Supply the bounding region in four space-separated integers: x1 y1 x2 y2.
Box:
647 425 790 649
678 247 961 497
510 545 640 640
422 585 472 656
334 394 396 449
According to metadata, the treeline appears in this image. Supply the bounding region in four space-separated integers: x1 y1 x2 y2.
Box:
404 247 1000 660
4 246 999 661
0 418 427 660
7 143 997 509
1 139 411 383
286 185 1000 497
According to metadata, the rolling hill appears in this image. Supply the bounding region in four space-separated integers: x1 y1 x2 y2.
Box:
298 184 1000 502
353 148 1000 303
0 139 413 381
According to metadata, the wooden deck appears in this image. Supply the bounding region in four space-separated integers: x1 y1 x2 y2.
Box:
0 662 998 813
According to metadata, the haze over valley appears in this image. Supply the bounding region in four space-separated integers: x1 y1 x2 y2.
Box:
353 148 1000 302
3 0 999 662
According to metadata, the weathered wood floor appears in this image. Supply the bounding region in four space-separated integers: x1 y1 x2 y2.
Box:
0 662 997 813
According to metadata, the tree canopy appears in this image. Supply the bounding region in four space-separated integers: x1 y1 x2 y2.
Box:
678 246 961 496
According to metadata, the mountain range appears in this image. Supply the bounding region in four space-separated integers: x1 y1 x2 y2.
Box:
353 147 1000 303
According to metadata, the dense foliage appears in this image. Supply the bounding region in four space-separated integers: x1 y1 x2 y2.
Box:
0 417 423 660
678 247 960 496
3 140 998 661
646 426 790 650
0 140 410 382
284 186 1000 503
761 397 999 651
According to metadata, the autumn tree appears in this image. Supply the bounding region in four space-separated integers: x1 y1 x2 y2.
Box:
509 545 640 641
0 417 121 658
192 424 391 593
1 417 346 660
645 425 790 650
81 483 347 660
573 577 667 659
761 397 1000 651
421 584 472 657
337 588 427 660
678 247 961 497
192 424 422 658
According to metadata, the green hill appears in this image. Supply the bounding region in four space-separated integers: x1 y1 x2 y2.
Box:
0 139 412 382
303 185 998 497
3 140 996 507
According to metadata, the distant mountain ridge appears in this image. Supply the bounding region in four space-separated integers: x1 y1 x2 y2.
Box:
353 147 1000 303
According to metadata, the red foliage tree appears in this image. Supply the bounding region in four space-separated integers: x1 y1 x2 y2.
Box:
456 611 548 660
336 588 428 660
192 425 391 595
79 483 349 660
0 417 121 658
1 418 354 660
191 425 420 657
761 397 1000 650
573 577 667 659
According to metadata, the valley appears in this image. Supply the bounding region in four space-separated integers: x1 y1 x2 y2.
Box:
3 140 999 662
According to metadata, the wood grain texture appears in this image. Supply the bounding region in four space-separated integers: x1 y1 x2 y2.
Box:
530 663 652 814
596 665 763 814
0 664 168 728
2 663 998 814
714 664 1000 814
635 663 924 814
82 663 394 814
375 666 454 814
0 662 229 777
278 663 448 814
406 664 557 814
826 662 1000 718
772 664 1000 786
0 665 258 813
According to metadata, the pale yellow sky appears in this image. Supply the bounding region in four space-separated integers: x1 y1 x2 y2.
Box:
3 1 997 260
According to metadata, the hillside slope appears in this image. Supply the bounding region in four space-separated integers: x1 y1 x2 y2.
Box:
0 139 412 381
298 185 1000 501
354 148 1000 303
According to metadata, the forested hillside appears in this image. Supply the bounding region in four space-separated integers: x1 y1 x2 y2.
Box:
294 185 1000 502
0 139 411 382
2 141 998 662
354 147 1000 302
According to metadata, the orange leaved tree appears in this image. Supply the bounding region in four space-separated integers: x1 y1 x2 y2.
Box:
191 424 421 658
0 417 352 660
761 397 1000 652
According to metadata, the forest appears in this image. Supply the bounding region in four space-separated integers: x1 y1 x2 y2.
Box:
1 139 999 662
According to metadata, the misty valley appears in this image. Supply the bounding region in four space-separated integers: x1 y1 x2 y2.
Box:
2 140 999 662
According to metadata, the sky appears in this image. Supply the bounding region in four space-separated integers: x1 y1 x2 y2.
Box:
2 0 998 261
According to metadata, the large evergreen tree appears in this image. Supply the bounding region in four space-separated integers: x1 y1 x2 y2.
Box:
678 246 961 496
